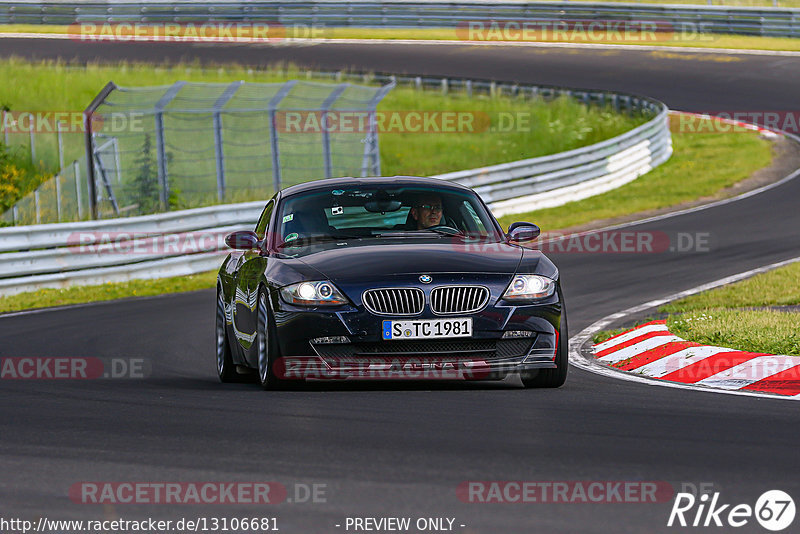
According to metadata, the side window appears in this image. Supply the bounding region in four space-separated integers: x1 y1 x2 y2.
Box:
254 200 275 239
461 201 489 236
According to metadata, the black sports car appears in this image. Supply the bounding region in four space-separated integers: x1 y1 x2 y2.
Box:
216 176 567 388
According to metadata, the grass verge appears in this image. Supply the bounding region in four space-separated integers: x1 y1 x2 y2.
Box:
593 328 627 345
3 25 800 52
592 262 800 356
0 271 217 314
661 261 800 355
662 261 800 312
666 309 800 356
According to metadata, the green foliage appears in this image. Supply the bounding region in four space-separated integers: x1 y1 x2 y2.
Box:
0 270 218 313
131 133 160 214
661 261 800 313
667 310 800 356
593 328 626 344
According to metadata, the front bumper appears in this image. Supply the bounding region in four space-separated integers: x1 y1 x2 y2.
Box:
269 283 561 381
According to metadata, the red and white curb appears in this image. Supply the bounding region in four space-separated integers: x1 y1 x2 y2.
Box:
593 320 800 397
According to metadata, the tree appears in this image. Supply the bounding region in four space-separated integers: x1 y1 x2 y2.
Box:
131 134 160 214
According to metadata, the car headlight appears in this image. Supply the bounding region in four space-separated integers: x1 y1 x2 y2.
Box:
280 281 348 306
502 275 556 302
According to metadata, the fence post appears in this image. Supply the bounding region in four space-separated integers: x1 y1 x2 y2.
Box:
212 81 244 202
34 187 41 224
29 118 36 165
154 81 186 211
74 160 84 219
57 121 65 170
1 109 8 146
441 78 448 95
321 84 348 180
466 80 472 98
267 80 297 193
361 82 396 177
55 173 62 222
84 81 118 219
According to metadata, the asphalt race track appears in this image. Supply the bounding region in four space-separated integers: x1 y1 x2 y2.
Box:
1 39 800 533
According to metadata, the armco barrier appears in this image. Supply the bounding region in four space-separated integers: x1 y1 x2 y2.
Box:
2 1 800 38
0 75 671 296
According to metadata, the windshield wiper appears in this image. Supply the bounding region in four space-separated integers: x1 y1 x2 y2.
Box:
375 231 445 238
422 226 466 237
377 227 466 238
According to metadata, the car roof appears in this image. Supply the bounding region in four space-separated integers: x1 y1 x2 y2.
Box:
279 176 474 198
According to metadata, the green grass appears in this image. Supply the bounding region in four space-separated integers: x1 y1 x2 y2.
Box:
594 262 800 356
0 58 645 215
661 261 800 312
591 261 800 356
497 116 772 231
666 310 800 355
4 24 800 51
0 271 217 313
593 328 627 344
661 259 800 357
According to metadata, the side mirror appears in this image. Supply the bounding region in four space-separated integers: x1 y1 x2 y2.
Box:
225 230 260 250
507 222 540 243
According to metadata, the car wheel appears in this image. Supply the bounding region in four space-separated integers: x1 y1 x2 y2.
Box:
216 289 238 383
256 289 288 390
521 307 568 389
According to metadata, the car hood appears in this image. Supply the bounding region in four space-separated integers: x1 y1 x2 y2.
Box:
290 240 524 282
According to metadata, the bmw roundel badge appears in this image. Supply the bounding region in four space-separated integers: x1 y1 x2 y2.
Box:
419 275 432 284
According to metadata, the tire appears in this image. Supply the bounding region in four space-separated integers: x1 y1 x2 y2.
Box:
521 306 569 389
256 289 289 390
216 288 238 383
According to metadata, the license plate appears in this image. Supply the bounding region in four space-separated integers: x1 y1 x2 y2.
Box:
382 318 472 340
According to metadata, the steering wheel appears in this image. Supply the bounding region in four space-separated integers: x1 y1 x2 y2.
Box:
425 224 462 235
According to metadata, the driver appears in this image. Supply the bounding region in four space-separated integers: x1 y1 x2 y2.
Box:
410 194 443 230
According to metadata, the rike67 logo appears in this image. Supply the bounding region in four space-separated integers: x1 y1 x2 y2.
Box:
668 490 795 531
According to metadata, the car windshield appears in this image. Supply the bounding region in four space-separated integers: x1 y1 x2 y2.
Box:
275 184 502 248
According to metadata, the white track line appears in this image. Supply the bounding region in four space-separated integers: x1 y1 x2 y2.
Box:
2 33 800 57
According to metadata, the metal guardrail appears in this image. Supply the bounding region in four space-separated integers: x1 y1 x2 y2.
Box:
2 1 800 38
0 74 671 296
